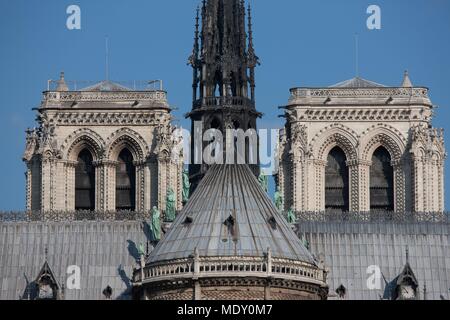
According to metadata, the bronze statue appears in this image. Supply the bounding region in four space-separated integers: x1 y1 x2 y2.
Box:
165 188 176 222
258 173 269 193
150 206 161 241
286 208 296 224
182 169 191 204
274 186 283 212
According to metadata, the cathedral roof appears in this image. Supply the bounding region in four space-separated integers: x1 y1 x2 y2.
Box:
81 80 132 92
330 77 386 88
148 164 315 264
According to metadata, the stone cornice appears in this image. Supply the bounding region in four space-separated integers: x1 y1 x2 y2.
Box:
289 87 430 101
39 111 171 126
42 90 168 103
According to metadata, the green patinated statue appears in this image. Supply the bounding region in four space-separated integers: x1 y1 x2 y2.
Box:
286 208 297 224
138 242 146 256
182 169 191 204
302 236 310 251
165 188 176 222
274 186 284 212
258 173 269 193
150 206 161 241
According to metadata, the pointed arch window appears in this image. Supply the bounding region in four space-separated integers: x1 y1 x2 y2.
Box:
75 149 95 211
325 147 349 212
370 146 394 212
116 149 136 211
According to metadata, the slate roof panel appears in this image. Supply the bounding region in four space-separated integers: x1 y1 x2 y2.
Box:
148 165 315 264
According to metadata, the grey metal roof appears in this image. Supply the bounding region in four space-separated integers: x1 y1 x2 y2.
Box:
297 220 450 300
148 165 315 264
0 221 148 300
330 77 386 88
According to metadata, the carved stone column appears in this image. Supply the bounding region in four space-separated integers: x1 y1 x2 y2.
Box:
392 159 406 213
65 161 77 211
97 160 118 212
134 160 147 212
313 160 327 212
53 160 67 211
40 156 54 213
349 160 371 212
291 157 301 212
411 154 423 212
25 162 32 211
438 160 445 212
346 160 359 212
157 155 170 211
291 155 308 212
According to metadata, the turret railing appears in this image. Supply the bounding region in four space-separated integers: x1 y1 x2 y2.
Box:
133 255 327 287
42 91 168 104
193 96 256 110
0 211 153 222
289 87 430 102
1 210 447 223
294 211 449 223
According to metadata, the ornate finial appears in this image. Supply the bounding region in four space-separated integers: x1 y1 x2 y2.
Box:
194 247 199 260
247 4 254 47
402 70 413 87
56 71 69 91
44 247 48 261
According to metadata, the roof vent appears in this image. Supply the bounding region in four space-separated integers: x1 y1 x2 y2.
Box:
268 216 277 229
102 286 113 300
336 284 347 299
183 216 194 225
224 215 235 227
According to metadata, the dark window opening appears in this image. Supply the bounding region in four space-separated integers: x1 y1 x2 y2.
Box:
116 149 136 211
75 149 95 211
325 147 349 212
370 146 394 212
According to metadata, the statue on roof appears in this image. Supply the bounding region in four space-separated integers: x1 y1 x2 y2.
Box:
150 206 161 242
286 208 296 224
182 169 191 204
258 173 269 193
274 185 283 212
165 188 176 222
138 242 146 257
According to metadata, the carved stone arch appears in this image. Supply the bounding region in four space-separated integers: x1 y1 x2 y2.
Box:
412 147 427 161
158 148 171 162
62 128 105 161
361 125 405 161
106 128 149 162
312 125 359 162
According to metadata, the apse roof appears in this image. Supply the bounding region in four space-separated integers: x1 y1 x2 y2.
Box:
330 77 386 88
148 165 315 264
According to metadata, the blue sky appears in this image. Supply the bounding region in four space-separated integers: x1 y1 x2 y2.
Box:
0 0 449 210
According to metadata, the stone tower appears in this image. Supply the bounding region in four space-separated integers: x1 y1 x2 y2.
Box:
277 73 446 214
187 0 262 190
23 74 183 214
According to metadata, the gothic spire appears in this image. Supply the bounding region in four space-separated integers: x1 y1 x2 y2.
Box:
187 0 262 189
190 0 258 101
247 3 259 101
189 6 201 101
